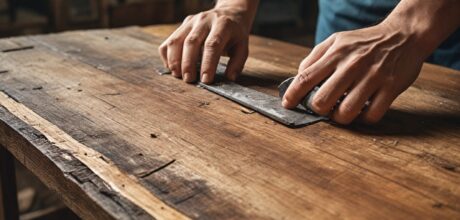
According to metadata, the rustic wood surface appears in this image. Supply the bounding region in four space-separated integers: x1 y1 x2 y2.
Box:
0 24 459 219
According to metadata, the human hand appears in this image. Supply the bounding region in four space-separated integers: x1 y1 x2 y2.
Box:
282 24 426 124
158 7 252 84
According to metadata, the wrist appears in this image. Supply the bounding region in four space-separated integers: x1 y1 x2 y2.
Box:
381 0 460 58
214 0 259 32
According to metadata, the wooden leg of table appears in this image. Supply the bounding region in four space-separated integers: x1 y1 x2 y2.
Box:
0 145 19 220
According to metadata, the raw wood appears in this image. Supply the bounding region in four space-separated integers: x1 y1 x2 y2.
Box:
0 25 459 219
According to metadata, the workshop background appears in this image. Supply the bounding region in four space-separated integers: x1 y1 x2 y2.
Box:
1 0 318 219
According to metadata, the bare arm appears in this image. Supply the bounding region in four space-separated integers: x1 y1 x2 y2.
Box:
159 0 259 84
384 0 460 56
282 0 460 124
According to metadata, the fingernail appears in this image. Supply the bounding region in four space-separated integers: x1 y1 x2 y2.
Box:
228 73 237 81
201 73 210 83
282 99 289 108
183 72 191 82
172 71 178 77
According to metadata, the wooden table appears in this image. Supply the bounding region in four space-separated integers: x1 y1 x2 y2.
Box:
0 25 459 219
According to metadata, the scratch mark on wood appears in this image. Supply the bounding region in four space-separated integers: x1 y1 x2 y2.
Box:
197 101 210 108
173 190 203 205
0 70 8 74
99 155 110 164
32 86 43 90
103 92 122 96
136 159 176 178
2 45 34 53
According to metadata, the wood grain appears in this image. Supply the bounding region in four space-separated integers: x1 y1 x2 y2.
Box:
0 25 458 219
0 92 188 220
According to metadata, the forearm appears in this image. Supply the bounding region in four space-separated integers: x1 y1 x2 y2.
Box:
215 0 259 31
382 0 460 57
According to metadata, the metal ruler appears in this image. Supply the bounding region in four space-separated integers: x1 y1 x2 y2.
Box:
158 64 326 128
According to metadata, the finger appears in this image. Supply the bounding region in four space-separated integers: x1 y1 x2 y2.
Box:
359 88 398 124
166 24 193 78
309 60 362 115
298 34 336 71
167 39 184 78
158 43 168 68
181 24 210 83
331 78 379 124
282 53 338 109
200 23 230 84
225 42 249 81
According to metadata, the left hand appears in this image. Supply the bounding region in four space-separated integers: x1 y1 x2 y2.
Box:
282 23 426 124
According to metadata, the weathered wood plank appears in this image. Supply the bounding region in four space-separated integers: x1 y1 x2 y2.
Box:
0 104 152 220
0 26 458 219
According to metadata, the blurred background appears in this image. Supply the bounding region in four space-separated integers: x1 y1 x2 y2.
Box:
0 0 318 46
3 0 318 219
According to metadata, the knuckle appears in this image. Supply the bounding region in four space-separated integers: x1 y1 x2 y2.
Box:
334 115 353 125
218 16 234 26
181 59 194 70
184 15 193 22
339 102 355 116
166 37 181 47
310 94 330 115
333 43 349 54
330 32 339 39
283 93 295 104
158 45 166 54
159 42 167 50
297 70 313 87
205 36 223 49
185 35 199 45
363 111 383 124
168 61 180 71
334 103 356 124
197 12 207 20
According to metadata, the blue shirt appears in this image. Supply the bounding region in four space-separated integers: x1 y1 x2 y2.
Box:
316 0 460 70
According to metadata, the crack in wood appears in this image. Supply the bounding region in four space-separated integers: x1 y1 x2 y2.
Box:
2 45 34 53
0 89 20 103
136 159 176 178
173 189 204 205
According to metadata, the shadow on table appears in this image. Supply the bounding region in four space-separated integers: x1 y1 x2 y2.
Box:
348 109 460 137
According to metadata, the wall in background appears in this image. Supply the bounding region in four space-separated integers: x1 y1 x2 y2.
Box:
0 0 318 45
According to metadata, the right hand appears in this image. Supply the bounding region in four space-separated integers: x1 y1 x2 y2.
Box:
159 8 251 84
